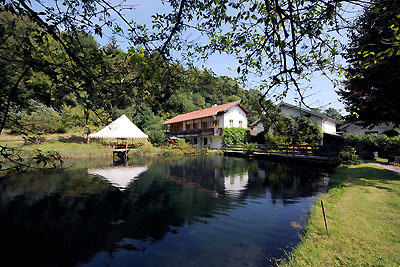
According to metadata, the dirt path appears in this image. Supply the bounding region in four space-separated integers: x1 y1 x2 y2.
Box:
367 163 400 175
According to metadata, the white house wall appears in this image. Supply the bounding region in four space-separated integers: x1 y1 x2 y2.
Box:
322 119 336 134
190 135 222 150
280 105 301 117
210 136 222 149
253 122 265 133
281 105 337 134
223 105 248 128
343 123 395 135
217 114 225 127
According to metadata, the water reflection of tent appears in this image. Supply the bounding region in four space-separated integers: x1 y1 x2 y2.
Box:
224 172 249 195
88 166 148 190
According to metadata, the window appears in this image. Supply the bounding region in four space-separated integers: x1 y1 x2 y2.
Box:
174 126 179 131
193 123 198 129
239 120 243 128
204 138 208 145
202 122 208 129
229 119 234 127
194 138 197 144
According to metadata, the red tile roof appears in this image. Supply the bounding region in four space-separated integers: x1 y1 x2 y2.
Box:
163 100 251 125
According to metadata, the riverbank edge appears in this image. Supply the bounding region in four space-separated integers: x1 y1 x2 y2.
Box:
282 163 400 266
0 142 224 160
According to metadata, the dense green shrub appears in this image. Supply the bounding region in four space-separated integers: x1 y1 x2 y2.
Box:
383 129 400 137
338 148 361 165
61 105 103 131
220 127 250 145
160 139 195 155
130 144 161 156
148 130 165 145
9 101 65 134
243 143 256 155
264 132 288 146
344 133 400 158
264 114 323 145
174 138 194 151
196 148 209 155
295 116 323 145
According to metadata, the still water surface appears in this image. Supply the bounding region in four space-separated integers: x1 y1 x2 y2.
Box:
0 156 328 267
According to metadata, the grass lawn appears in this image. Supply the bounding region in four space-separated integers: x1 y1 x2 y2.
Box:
284 164 400 266
0 132 223 159
0 141 113 158
363 157 389 164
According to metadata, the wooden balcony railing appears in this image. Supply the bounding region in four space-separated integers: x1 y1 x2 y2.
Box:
166 128 221 138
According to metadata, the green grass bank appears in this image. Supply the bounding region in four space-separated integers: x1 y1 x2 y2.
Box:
284 164 400 266
0 132 223 159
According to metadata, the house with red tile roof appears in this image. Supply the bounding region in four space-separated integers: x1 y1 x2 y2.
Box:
163 100 253 149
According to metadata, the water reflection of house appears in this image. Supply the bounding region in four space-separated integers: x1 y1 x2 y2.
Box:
88 166 148 190
223 172 249 196
167 157 252 196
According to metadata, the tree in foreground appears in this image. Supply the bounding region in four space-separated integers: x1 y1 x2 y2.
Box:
0 0 376 172
338 0 400 127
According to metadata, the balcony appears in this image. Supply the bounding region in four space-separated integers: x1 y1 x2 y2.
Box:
166 128 221 138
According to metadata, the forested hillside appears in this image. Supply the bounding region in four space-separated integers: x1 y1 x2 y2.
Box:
1 6 263 138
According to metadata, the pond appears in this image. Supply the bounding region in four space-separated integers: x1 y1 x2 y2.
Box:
0 156 329 267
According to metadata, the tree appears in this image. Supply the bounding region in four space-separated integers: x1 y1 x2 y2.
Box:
338 0 400 127
141 0 372 106
0 0 375 173
324 107 345 128
324 108 342 121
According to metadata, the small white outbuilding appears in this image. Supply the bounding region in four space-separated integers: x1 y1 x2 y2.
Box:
88 114 148 141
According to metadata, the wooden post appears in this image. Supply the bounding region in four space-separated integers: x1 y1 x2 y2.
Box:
321 200 328 234
125 143 128 161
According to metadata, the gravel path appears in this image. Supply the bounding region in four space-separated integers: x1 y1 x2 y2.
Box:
367 163 400 175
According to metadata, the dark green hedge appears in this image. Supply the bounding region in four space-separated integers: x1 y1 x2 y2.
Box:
344 133 400 158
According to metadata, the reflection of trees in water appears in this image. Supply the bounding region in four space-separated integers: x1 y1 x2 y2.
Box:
0 160 229 267
248 161 326 204
167 157 326 203
0 169 124 266
0 156 326 266
168 156 253 194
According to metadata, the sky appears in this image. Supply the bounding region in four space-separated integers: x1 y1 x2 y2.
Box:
32 0 363 114
103 0 360 113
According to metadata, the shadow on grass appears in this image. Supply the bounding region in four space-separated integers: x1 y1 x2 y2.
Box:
58 135 87 144
329 165 400 195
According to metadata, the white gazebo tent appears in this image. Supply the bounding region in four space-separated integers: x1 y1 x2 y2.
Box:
88 114 148 145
